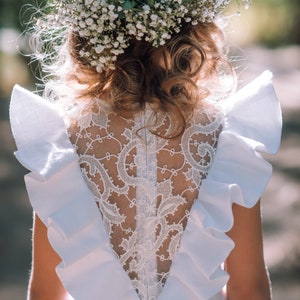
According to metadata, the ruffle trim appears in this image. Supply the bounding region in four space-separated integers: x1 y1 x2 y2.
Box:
161 71 282 299
10 86 139 300
10 70 282 300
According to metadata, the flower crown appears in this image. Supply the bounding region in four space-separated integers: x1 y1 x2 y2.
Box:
41 0 251 73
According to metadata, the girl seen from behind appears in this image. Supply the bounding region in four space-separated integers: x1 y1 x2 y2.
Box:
10 1 282 299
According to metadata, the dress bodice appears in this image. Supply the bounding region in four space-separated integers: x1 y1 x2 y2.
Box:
67 100 223 298
10 71 282 300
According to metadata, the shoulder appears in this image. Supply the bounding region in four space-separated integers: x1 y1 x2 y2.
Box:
64 97 115 152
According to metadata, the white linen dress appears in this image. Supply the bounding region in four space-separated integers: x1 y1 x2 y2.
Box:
10 71 282 300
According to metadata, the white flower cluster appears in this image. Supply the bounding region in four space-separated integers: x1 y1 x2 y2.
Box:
46 0 251 73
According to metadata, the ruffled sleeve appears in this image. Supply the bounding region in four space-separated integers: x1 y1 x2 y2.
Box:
210 70 282 209
10 85 139 300
160 70 282 300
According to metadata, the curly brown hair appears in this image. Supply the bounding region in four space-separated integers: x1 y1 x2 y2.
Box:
63 22 230 138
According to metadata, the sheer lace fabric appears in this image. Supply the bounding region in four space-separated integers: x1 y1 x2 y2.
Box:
67 99 223 299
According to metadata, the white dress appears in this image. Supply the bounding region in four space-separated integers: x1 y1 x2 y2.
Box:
10 71 282 300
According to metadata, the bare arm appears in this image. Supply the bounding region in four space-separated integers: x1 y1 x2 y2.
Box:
225 201 271 300
28 214 71 300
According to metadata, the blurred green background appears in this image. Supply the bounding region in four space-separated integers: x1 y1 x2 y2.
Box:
0 0 300 299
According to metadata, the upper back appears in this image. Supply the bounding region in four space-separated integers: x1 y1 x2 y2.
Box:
67 98 223 298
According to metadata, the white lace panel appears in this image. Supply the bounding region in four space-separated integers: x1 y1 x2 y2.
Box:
67 99 223 300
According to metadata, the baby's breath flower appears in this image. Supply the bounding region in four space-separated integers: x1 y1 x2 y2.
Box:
44 0 251 73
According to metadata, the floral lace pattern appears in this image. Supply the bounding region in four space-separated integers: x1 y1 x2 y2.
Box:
67 99 223 299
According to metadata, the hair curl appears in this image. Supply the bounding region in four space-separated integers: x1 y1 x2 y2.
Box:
31 18 233 138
